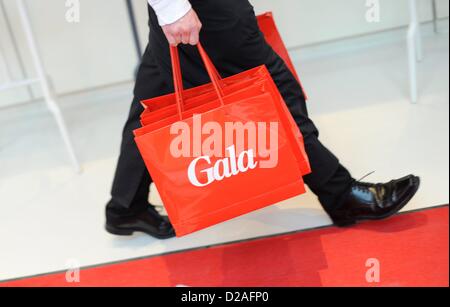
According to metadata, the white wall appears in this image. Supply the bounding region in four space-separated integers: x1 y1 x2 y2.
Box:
253 0 449 47
0 0 448 107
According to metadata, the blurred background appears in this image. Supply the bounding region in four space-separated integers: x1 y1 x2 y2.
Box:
0 0 448 282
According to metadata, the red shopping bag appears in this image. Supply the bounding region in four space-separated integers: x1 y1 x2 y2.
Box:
138 67 311 176
134 44 308 236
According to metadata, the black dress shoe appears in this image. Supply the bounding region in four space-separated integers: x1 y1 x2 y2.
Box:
105 205 176 239
329 175 421 227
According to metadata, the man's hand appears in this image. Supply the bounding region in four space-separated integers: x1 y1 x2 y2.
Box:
162 9 202 46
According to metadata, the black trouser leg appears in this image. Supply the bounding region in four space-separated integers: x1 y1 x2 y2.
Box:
236 21 354 213
106 96 151 214
244 14 354 212
260 51 354 212
107 47 170 214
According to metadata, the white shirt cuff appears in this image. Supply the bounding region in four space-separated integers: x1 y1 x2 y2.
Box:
148 0 192 26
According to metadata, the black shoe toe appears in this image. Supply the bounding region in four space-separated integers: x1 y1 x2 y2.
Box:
329 174 421 226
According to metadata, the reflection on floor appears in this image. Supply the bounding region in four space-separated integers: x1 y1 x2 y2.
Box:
0 31 448 281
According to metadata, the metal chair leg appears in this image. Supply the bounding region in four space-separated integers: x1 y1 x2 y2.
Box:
0 0 34 98
16 0 81 172
407 0 421 104
407 25 418 104
432 0 439 33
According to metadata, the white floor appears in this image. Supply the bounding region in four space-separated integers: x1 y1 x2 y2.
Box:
0 31 448 281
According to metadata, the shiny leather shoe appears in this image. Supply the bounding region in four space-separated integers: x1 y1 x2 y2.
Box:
329 175 421 227
106 206 175 239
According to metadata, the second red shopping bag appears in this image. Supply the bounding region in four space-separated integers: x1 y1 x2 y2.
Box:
134 44 307 237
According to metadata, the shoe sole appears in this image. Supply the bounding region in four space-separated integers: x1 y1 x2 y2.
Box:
105 224 176 240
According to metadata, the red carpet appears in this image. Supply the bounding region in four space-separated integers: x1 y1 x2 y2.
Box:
1 206 448 287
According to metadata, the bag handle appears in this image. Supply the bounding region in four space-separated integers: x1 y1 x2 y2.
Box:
170 43 224 120
198 46 222 82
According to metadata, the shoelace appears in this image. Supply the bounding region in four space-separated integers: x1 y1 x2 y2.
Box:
357 171 376 182
354 171 376 193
